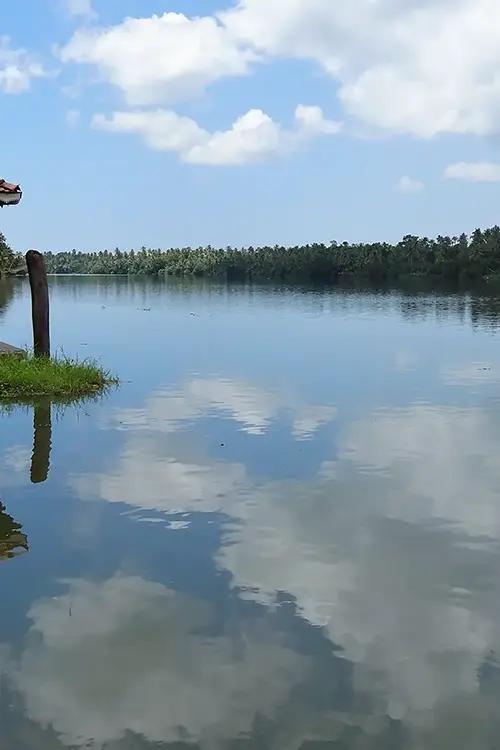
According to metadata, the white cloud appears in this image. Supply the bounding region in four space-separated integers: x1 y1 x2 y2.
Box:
444 161 500 183
0 36 46 94
187 108 286 166
92 105 340 165
221 0 500 137
60 13 255 106
92 110 205 154
64 0 95 19
294 104 342 135
396 176 424 194
59 2 500 138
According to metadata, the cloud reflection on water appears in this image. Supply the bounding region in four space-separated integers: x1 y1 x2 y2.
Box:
6 575 309 748
111 377 337 439
66 382 500 746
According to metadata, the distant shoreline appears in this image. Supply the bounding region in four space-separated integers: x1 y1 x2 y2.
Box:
42 227 500 283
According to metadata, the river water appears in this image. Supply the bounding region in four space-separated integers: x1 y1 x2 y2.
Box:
2 276 500 749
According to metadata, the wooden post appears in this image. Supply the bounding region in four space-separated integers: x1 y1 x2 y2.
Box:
31 399 52 484
26 250 50 358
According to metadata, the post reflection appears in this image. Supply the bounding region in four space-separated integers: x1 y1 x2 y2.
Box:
30 399 52 484
0 398 52 565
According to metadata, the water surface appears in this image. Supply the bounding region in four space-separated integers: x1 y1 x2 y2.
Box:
2 277 500 749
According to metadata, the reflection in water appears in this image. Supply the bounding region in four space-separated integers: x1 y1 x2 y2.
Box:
70 395 500 747
113 377 337 438
45 272 500 330
218 405 500 745
0 400 51 566
30 399 52 484
5 278 500 747
1 401 53 485
73 377 336 518
72 377 336 519
0 278 14 318
6 575 308 748
0 502 28 561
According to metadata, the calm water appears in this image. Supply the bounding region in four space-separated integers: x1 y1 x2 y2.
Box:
2 276 500 749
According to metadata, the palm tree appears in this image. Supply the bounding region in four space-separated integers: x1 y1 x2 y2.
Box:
0 232 24 276
0 232 14 270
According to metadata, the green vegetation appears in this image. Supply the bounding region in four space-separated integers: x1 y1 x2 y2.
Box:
0 353 116 400
0 232 23 276
0 503 28 561
43 227 500 282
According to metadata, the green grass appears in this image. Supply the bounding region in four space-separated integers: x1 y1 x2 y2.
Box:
0 353 117 400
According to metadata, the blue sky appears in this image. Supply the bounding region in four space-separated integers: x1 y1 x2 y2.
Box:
3 0 500 252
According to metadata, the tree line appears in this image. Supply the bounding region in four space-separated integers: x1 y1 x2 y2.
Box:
37 226 500 282
0 232 21 276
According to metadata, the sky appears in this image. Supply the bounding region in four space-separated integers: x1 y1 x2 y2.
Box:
3 0 500 252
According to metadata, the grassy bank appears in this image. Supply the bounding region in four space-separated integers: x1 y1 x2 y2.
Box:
0 353 116 400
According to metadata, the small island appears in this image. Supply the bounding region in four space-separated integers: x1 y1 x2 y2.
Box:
0 350 116 401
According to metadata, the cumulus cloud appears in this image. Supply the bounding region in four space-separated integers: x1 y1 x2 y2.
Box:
60 2 500 138
186 108 291 166
294 104 342 135
0 36 46 94
92 105 340 165
60 13 255 106
396 176 425 194
444 161 500 182
222 0 500 137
